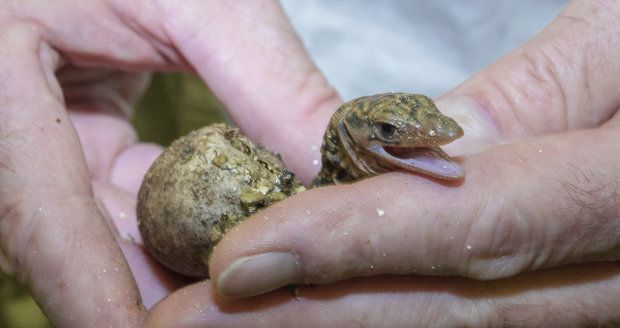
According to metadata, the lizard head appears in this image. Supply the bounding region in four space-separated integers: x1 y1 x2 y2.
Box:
342 93 464 180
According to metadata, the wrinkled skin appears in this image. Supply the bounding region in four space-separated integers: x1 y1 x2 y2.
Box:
0 1 337 326
1 0 620 327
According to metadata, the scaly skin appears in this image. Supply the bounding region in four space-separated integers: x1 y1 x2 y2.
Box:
314 93 464 186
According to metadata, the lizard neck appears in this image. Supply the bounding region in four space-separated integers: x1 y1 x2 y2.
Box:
313 107 361 186
313 121 343 186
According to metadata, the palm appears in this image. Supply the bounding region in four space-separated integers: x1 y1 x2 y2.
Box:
60 69 194 307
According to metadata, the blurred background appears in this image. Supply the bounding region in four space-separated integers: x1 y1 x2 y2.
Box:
0 1 565 326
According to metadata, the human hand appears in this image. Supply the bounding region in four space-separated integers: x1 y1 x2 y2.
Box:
0 0 338 326
148 1 620 326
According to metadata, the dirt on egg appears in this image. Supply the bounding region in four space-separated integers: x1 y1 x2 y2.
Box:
137 124 305 277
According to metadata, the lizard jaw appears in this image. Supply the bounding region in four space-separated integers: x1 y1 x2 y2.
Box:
369 145 464 180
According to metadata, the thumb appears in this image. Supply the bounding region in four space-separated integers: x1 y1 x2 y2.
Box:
128 0 342 182
0 23 146 326
207 0 620 298
436 0 620 156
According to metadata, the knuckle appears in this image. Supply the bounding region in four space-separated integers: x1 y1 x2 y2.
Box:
562 1 620 38
514 45 574 130
462 193 541 280
0 202 19 275
490 292 619 327
493 301 559 327
466 217 533 280
294 69 340 116
479 4 620 136
478 43 578 136
462 151 620 281
583 0 620 21
0 196 38 277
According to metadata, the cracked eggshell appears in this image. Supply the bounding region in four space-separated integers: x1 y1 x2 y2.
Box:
137 124 305 277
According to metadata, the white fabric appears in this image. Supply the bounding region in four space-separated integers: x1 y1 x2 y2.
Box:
280 0 567 99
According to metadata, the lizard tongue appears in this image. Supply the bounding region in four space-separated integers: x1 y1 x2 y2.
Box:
380 146 464 180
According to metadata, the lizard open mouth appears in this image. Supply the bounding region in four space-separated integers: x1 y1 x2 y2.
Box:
370 145 464 180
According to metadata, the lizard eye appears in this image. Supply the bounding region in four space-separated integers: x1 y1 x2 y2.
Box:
378 122 397 138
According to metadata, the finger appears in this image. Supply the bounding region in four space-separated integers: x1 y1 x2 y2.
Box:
436 0 620 155
110 143 163 195
67 97 163 196
115 0 342 182
67 88 174 306
61 67 162 230
209 124 620 297
147 277 487 328
149 263 620 327
61 67 177 306
118 239 188 309
69 109 138 181
20 0 339 182
92 180 186 308
0 23 145 326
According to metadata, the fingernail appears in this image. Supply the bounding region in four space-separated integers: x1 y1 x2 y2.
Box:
216 252 301 298
435 94 502 155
